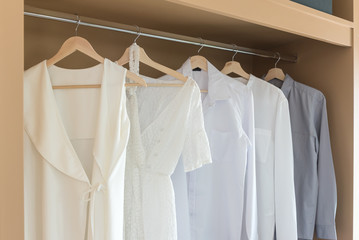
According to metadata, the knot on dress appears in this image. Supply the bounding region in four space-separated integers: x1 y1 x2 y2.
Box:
83 183 106 240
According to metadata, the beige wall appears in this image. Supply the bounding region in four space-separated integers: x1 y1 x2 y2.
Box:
353 0 359 238
333 0 353 21
0 1 24 240
253 39 354 240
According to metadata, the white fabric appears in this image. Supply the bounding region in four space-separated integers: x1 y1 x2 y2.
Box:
162 59 257 240
236 75 297 240
129 43 140 75
24 59 130 240
124 76 212 240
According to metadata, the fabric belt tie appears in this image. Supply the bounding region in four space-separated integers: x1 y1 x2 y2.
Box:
83 183 105 240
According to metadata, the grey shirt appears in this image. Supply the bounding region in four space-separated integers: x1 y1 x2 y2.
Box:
268 75 337 240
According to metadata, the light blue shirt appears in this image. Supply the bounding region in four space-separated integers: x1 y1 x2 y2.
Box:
269 75 337 240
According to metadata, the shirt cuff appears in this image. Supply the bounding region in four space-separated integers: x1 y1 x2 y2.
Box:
316 224 337 240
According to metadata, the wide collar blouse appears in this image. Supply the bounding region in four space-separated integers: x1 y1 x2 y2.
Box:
24 59 130 240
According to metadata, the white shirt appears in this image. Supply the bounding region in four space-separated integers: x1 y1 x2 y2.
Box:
124 76 212 240
236 75 297 240
24 59 130 240
162 59 257 240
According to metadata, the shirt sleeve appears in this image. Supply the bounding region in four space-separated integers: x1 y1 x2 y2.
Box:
182 84 212 172
241 89 258 240
275 98 298 240
315 97 337 240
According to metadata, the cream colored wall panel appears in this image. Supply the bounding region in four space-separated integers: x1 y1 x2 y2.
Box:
168 0 353 46
333 0 353 21
353 29 359 240
0 1 24 240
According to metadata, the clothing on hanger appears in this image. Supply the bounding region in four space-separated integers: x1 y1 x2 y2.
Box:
235 74 298 240
24 59 130 240
268 75 337 240
163 58 257 240
124 72 212 239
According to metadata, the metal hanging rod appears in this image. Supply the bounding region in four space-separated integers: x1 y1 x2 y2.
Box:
24 6 297 63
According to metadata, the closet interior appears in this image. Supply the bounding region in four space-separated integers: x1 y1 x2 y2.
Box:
17 0 358 239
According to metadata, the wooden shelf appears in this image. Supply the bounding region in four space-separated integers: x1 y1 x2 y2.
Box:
24 0 353 49
168 0 354 47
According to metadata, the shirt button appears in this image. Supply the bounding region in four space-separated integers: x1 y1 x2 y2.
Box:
160 128 164 132
153 153 158 157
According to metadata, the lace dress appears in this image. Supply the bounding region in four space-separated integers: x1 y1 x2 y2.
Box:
124 73 212 240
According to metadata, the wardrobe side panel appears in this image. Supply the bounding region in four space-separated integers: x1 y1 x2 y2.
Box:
253 39 354 240
0 1 24 240
353 28 359 240
24 17 253 74
353 0 359 237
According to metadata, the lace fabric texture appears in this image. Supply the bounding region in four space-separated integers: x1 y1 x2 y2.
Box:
124 64 212 239
124 92 146 240
129 43 140 76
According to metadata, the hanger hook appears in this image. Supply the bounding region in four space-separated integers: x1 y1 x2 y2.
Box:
133 25 141 44
75 15 81 36
197 38 205 53
232 44 239 61
275 52 281 68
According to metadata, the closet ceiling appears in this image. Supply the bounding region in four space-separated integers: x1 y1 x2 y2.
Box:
25 0 306 49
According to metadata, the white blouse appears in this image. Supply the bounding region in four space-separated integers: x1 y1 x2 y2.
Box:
236 75 297 240
24 59 130 240
124 77 212 240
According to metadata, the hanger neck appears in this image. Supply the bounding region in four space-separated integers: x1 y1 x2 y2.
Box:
190 55 208 71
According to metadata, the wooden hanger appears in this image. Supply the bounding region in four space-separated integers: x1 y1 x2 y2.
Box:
221 50 250 79
117 37 209 92
186 43 211 92
189 40 208 71
221 61 250 79
117 43 187 82
264 53 285 81
48 19 146 89
190 55 208 71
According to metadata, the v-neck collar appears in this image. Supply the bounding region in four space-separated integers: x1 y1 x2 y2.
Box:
136 75 193 137
24 59 127 184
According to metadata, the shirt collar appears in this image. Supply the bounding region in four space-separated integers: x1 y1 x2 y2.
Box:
178 58 231 102
281 74 295 98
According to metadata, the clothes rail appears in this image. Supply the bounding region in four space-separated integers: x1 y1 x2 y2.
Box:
24 5 297 63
